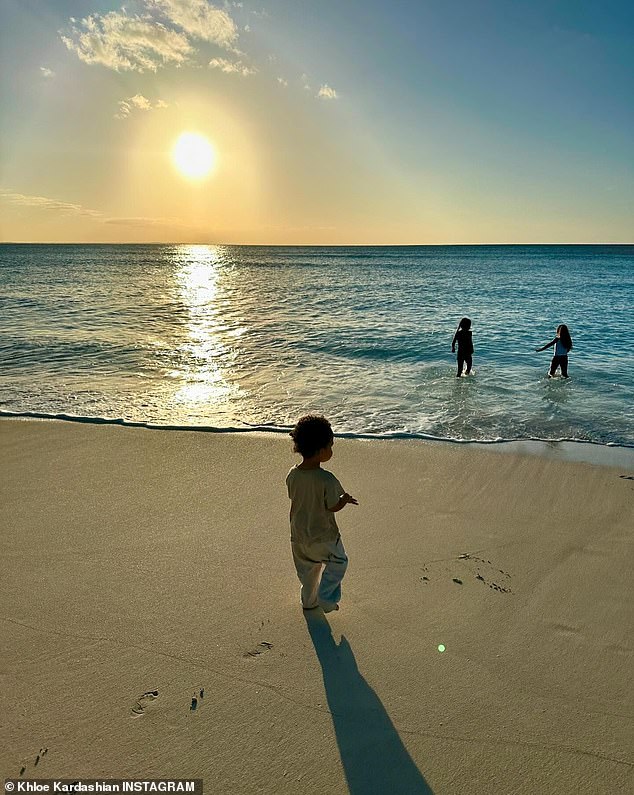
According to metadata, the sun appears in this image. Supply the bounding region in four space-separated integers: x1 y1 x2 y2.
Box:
172 132 216 179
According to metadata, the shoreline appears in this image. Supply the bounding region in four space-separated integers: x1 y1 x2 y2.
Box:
2 411 633 471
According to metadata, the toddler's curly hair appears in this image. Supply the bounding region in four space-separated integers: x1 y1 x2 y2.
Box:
290 415 334 458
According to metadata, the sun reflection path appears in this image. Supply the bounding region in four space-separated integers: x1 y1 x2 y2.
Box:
172 245 239 408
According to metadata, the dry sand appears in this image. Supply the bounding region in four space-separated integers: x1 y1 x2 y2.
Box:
1 418 632 794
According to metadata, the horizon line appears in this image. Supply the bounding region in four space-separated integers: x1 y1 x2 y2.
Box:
1 241 632 247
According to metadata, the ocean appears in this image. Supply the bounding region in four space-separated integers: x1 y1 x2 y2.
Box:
1 244 633 452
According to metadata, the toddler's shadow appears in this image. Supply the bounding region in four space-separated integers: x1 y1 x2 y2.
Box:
304 610 433 794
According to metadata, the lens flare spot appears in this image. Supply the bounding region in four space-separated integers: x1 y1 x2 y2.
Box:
437 644 446 653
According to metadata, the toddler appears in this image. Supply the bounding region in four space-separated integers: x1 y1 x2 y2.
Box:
286 415 357 612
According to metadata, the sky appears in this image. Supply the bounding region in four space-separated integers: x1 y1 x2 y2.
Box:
0 0 632 244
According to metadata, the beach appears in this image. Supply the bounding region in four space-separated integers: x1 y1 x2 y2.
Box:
1 417 632 793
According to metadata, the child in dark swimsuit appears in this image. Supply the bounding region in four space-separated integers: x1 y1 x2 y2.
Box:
451 317 474 377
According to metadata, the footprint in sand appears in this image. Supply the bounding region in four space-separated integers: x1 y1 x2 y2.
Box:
243 641 274 659
19 748 47 777
190 688 206 711
488 582 512 593
421 554 513 593
458 553 513 591
131 689 159 718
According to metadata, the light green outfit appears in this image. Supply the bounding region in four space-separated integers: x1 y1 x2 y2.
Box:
286 466 349 609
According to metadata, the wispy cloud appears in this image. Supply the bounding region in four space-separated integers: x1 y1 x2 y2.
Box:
60 11 193 72
40 67 55 79
60 2 242 72
318 84 338 100
0 189 207 233
115 94 169 119
59 2 339 104
208 56 256 76
103 215 204 230
147 0 239 49
0 190 104 219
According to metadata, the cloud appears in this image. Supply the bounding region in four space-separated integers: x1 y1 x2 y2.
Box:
115 94 169 119
318 83 338 100
301 73 311 91
60 10 193 72
208 56 256 76
276 77 288 87
0 189 205 233
40 67 55 78
60 2 244 72
0 190 103 219
147 0 239 48
103 215 200 229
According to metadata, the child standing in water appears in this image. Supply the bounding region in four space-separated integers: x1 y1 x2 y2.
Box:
451 317 474 377
535 324 573 378
286 415 358 612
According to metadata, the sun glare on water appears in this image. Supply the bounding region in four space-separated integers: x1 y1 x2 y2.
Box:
172 132 216 179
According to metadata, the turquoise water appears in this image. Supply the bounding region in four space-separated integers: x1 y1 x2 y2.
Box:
1 243 633 446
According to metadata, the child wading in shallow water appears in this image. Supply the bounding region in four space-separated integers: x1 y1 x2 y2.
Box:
286 415 358 612
452 317 474 377
535 324 573 378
